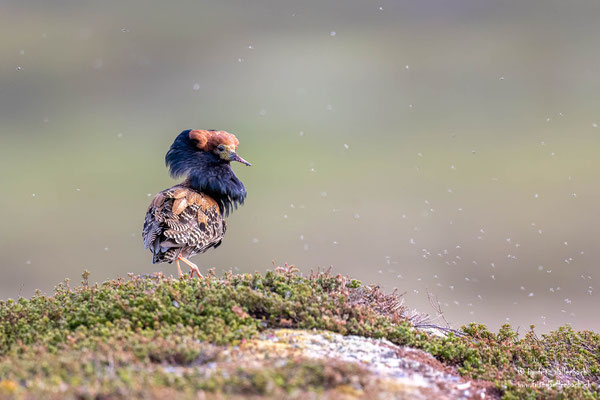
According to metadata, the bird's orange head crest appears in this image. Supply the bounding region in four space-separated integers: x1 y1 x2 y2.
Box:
189 130 251 165
189 130 238 151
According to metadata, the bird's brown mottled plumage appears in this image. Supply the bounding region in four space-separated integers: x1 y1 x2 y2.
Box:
142 184 226 264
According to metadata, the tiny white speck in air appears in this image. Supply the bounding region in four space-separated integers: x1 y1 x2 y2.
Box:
19 50 25 55
121 27 129 32
32 193 36 197
92 58 103 69
299 131 305 136
405 65 409 70
330 31 336 37
593 122 598 128
16 66 23 71
192 83 200 91
25 260 32 265
117 133 123 139
320 192 327 198
259 109 266 116
343 143 349 150
409 238 415 244
354 213 360 220
499 76 505 80
252 238 259 244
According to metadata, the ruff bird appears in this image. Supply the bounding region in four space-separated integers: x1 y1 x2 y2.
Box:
142 129 250 278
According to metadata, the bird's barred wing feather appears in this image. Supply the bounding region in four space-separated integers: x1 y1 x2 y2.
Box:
142 185 225 263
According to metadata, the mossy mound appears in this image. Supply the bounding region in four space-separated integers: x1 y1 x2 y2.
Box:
0 267 598 399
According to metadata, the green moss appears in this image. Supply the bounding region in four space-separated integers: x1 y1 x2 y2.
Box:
0 268 599 399
0 327 372 399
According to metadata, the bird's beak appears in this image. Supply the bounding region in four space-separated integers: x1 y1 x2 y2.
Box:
230 152 252 166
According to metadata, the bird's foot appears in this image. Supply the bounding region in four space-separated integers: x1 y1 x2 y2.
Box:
178 256 203 279
189 264 202 278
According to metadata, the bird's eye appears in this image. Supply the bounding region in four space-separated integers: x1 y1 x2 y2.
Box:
217 145 225 152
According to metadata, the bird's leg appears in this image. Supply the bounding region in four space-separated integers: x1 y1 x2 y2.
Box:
177 256 203 278
175 259 183 278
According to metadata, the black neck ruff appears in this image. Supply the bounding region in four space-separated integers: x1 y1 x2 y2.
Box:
165 130 246 216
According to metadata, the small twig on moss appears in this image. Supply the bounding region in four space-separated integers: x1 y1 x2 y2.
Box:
426 288 451 329
413 324 467 337
81 270 90 288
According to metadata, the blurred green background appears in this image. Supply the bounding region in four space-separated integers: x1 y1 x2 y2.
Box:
1 0 599 332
